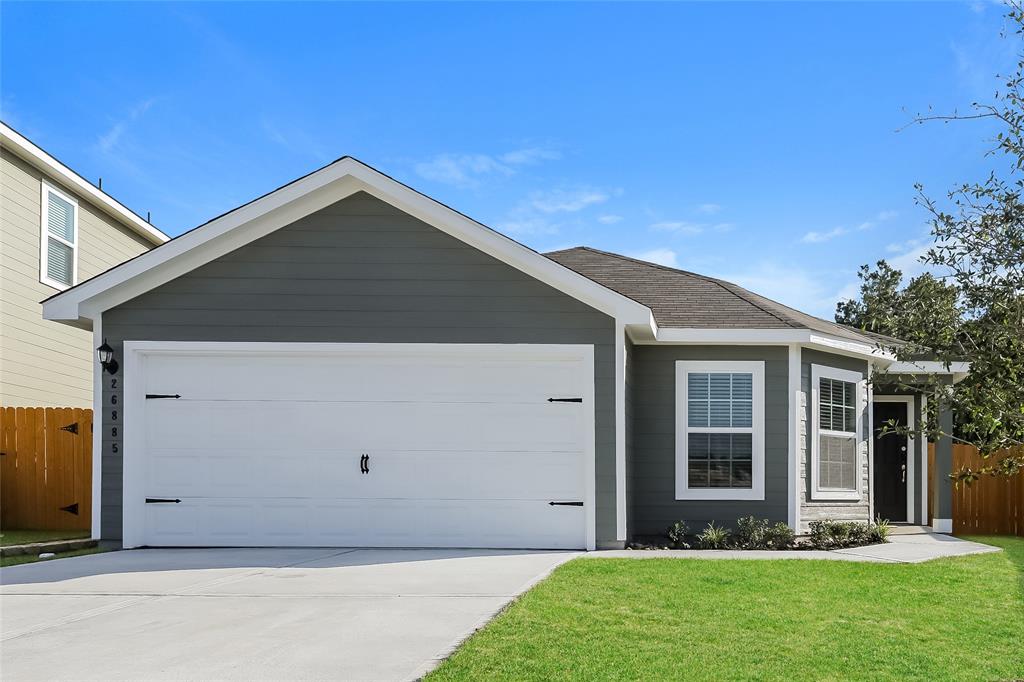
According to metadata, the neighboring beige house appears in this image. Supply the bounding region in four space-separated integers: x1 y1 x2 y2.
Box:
1 122 168 408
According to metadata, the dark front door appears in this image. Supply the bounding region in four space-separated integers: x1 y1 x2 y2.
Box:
873 401 908 522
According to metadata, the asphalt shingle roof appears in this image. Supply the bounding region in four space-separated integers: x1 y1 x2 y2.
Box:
545 246 879 345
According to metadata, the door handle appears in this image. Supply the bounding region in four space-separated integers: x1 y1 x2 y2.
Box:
901 463 906 483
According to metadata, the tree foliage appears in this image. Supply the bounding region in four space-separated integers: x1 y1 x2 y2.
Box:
838 2 1024 483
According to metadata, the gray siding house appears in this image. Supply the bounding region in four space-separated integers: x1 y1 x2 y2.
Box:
42 157 963 549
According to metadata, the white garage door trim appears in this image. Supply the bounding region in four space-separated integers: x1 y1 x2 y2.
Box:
122 341 596 550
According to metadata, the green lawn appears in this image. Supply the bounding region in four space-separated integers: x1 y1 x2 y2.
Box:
430 536 1024 681
0 529 90 546
0 546 106 568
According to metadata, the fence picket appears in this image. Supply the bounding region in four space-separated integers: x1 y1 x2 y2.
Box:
928 443 1024 536
0 407 92 532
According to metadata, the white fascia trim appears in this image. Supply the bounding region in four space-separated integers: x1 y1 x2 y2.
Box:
809 364 866 502
2 123 168 245
874 395 916 523
648 328 894 362
883 361 970 383
675 360 766 501
43 158 653 328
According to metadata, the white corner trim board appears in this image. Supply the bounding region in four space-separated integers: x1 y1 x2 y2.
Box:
674 360 766 501
1 122 168 245
788 345 801 531
41 157 653 329
121 342 598 551
615 322 627 541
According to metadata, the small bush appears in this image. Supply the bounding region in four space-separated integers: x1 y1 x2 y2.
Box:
696 521 731 549
666 521 690 549
764 521 796 550
806 519 889 550
729 516 795 550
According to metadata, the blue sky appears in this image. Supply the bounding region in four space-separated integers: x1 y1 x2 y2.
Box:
1 2 1012 317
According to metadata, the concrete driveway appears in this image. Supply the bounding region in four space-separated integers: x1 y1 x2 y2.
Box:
0 547 577 681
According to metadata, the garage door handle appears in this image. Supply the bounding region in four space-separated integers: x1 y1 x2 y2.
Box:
548 397 583 403
549 501 583 506
145 497 181 504
360 454 369 474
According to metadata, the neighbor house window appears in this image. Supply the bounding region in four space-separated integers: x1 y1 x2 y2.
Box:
810 364 863 501
40 182 78 290
675 361 765 501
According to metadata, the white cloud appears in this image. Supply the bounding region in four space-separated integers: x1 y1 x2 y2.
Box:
715 262 839 318
97 98 157 153
800 227 847 243
597 214 623 224
495 217 560 236
413 146 560 188
529 188 609 213
414 153 513 188
499 147 562 165
631 248 678 268
651 220 704 235
651 219 733 235
695 203 722 215
800 209 897 243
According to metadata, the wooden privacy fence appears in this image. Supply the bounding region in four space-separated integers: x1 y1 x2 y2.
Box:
0 407 92 531
928 444 1024 537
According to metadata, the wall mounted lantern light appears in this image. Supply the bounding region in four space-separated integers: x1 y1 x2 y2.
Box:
97 340 118 375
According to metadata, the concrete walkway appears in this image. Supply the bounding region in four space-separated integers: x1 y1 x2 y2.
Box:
0 547 577 681
587 527 1001 564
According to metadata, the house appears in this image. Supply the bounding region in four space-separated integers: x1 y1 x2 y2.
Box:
41 157 964 549
1 122 168 408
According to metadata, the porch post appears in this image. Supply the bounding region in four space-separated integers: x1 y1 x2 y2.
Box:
931 401 954 533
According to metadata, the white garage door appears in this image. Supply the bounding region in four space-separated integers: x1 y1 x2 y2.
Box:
123 343 593 550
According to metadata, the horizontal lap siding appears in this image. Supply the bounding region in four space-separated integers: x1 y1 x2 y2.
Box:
800 349 870 530
1 150 154 408
630 345 789 535
100 192 615 543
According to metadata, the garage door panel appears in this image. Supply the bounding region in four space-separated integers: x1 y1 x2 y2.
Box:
143 498 585 549
133 345 591 549
147 449 583 500
145 401 583 453
144 354 585 404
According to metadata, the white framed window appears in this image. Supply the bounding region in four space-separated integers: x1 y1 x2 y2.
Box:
675 360 765 500
810 364 864 501
39 181 78 290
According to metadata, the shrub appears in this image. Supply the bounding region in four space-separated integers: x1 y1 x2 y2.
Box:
666 521 690 549
730 516 766 549
806 519 890 550
764 521 796 550
730 516 795 550
696 521 731 549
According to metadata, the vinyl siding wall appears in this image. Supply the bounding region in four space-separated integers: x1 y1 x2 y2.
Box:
0 149 154 408
799 349 871 530
99 192 616 544
629 345 790 535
